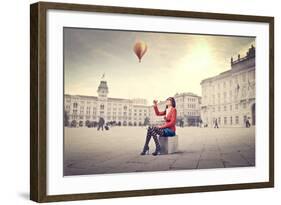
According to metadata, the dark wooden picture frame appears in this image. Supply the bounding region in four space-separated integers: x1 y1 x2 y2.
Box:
30 1 274 202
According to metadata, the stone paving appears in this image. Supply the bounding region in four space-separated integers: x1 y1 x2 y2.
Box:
64 126 255 176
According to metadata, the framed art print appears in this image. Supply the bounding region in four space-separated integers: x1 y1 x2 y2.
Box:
30 2 274 202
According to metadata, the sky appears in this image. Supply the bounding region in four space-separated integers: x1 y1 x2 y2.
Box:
64 27 255 104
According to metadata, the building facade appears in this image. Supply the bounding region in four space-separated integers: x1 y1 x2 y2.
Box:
200 45 256 127
64 80 150 127
65 81 201 127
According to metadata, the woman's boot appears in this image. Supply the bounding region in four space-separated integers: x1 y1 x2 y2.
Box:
140 146 149 155
140 128 152 155
152 135 161 156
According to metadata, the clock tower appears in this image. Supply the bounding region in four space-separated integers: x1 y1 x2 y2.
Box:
97 80 109 100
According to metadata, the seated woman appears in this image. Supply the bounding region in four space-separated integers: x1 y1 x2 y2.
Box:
140 97 177 156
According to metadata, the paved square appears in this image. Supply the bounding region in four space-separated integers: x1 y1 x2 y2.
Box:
64 126 255 176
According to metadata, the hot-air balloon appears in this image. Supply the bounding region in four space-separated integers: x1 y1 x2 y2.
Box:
133 41 147 63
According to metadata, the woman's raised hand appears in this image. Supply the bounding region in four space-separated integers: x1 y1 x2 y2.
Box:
153 100 158 106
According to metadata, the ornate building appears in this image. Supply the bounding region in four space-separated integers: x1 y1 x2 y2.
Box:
64 81 202 127
64 80 150 127
200 45 256 127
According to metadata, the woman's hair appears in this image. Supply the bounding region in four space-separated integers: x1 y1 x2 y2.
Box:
166 97 176 108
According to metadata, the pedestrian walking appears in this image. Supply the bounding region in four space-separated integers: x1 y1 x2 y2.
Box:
199 119 203 128
97 117 105 131
214 119 219 128
245 117 251 128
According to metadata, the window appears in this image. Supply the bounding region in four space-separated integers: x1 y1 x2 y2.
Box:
230 116 233 125
235 116 239 124
86 107 91 115
224 106 227 111
224 117 227 125
230 105 232 111
235 104 239 110
73 102 78 108
244 115 247 123
100 104 104 110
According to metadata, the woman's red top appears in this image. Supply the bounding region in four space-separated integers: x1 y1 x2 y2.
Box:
153 105 177 132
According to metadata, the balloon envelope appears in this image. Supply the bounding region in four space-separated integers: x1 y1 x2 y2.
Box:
133 41 147 62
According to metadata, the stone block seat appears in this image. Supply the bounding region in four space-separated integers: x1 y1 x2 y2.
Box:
159 135 178 154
